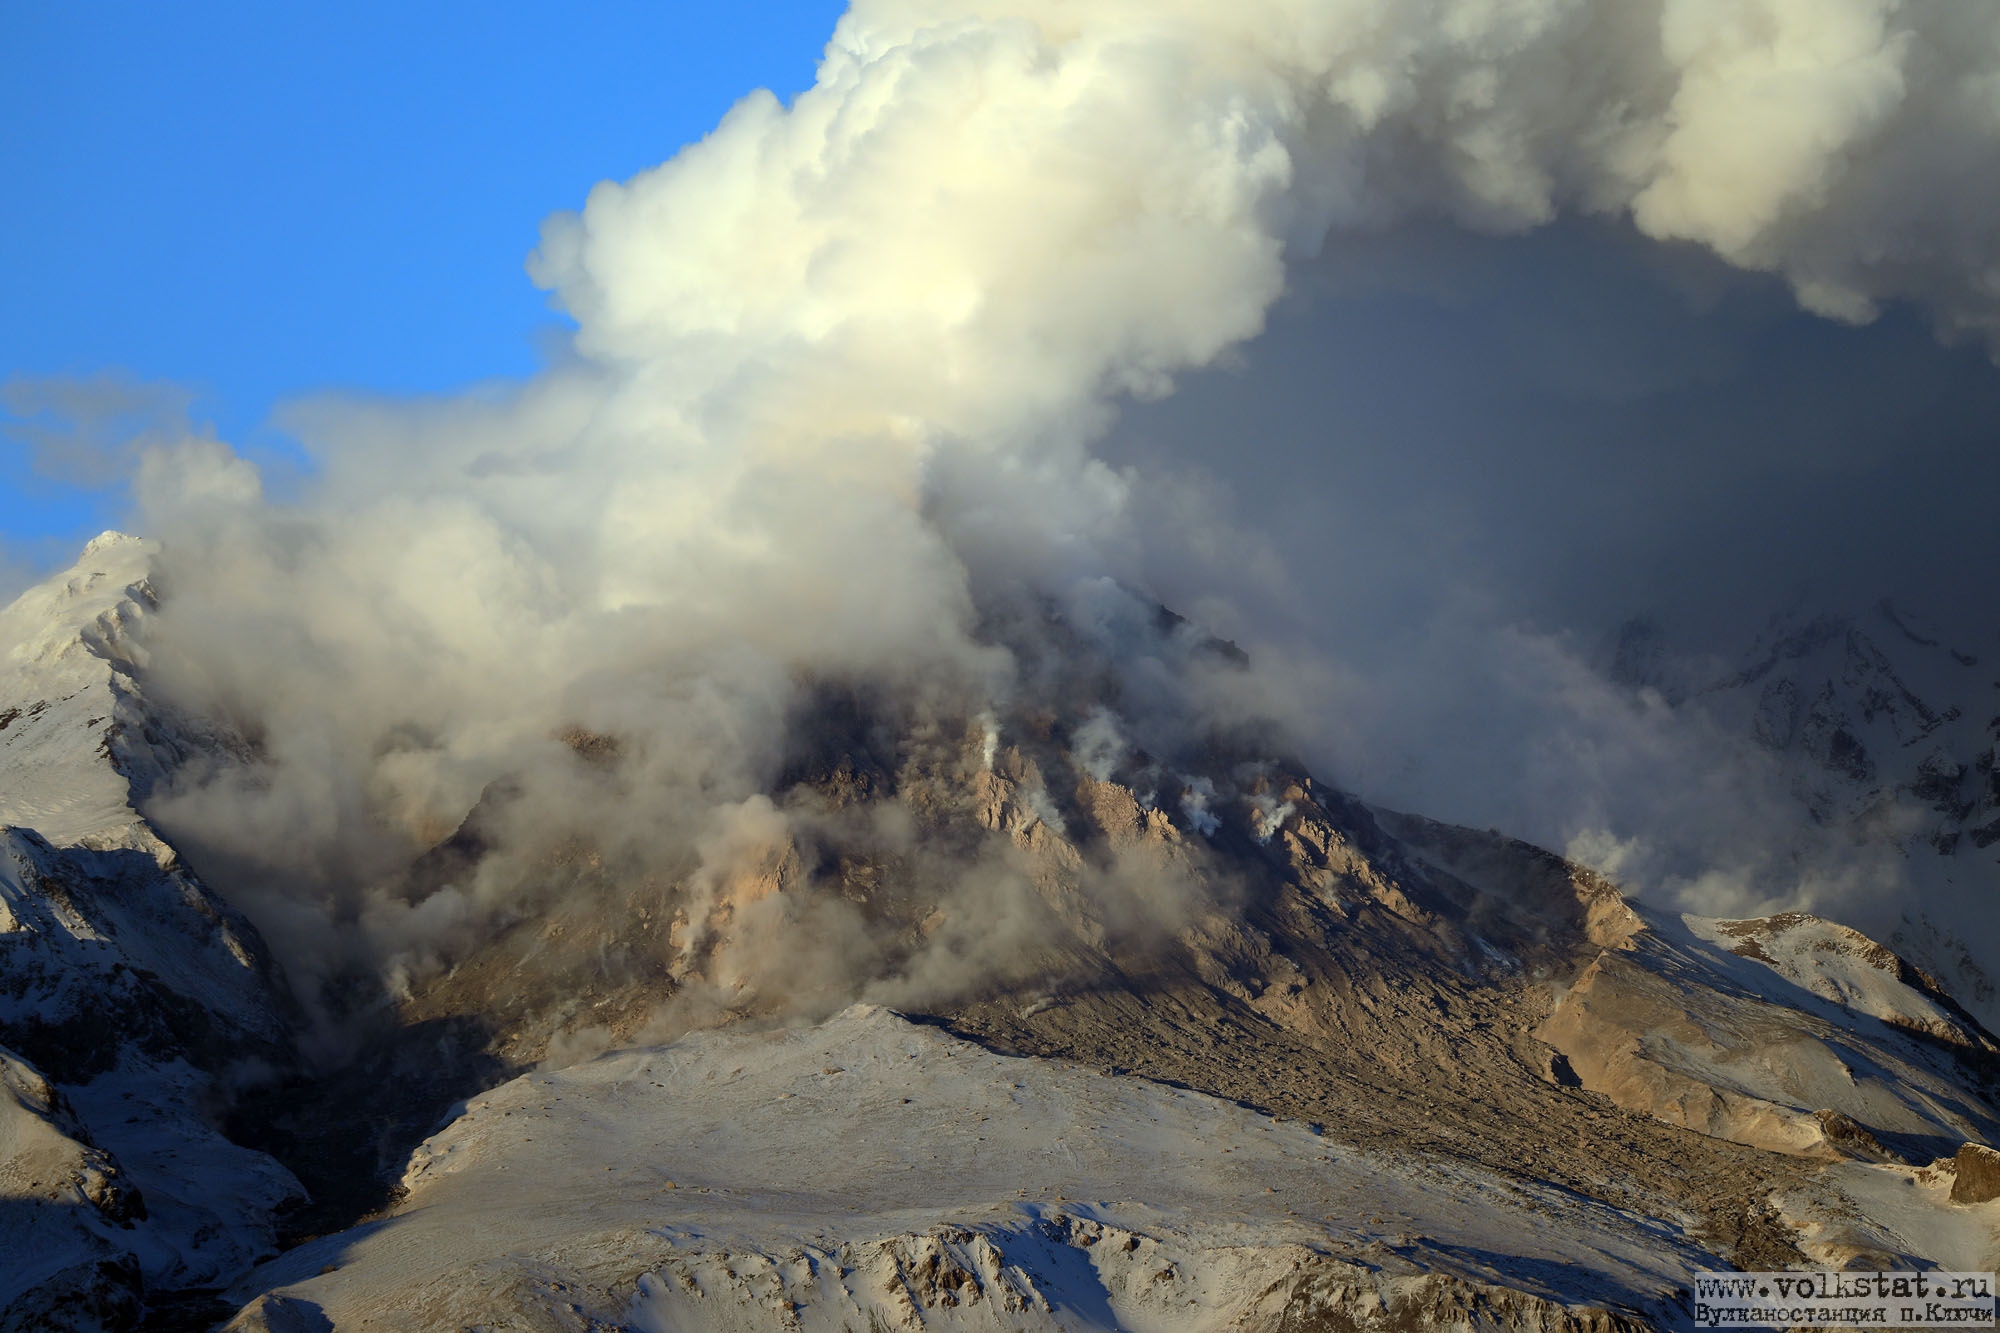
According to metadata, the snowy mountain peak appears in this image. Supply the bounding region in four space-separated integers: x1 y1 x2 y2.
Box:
1 531 157 665
0 535 167 850
79 530 147 559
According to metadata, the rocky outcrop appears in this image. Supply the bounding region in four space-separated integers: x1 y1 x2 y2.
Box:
626 1223 1662 1333
1951 1143 2000 1204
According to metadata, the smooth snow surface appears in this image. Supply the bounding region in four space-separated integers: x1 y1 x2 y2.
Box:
230 1006 1696 1330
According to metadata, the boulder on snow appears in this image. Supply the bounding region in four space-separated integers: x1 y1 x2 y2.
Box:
1950 1142 2000 1204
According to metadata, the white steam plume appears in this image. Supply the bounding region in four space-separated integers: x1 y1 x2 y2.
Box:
114 0 2000 1025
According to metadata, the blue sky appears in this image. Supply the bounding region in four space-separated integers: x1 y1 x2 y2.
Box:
0 1 847 570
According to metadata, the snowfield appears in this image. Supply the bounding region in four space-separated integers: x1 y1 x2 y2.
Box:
226 1005 1697 1331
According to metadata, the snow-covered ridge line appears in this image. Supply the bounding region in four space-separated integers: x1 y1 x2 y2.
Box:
0 530 167 850
1699 911 2000 1054
0 538 303 1327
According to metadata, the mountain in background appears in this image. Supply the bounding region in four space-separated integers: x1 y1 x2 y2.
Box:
1610 601 2000 1024
5 538 2000 1331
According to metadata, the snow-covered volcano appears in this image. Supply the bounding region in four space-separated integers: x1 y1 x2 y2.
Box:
4 537 2000 1331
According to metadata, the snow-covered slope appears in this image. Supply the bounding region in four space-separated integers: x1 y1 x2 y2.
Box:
0 532 178 848
1700 912 1994 1050
223 1005 1689 1331
0 537 302 1322
1771 1157 2000 1272
1540 904 2000 1161
0 1045 146 1333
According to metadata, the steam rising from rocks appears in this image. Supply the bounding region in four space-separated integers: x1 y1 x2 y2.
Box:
93 0 2000 1035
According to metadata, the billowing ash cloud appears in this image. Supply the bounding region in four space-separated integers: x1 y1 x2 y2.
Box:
77 0 2000 1031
